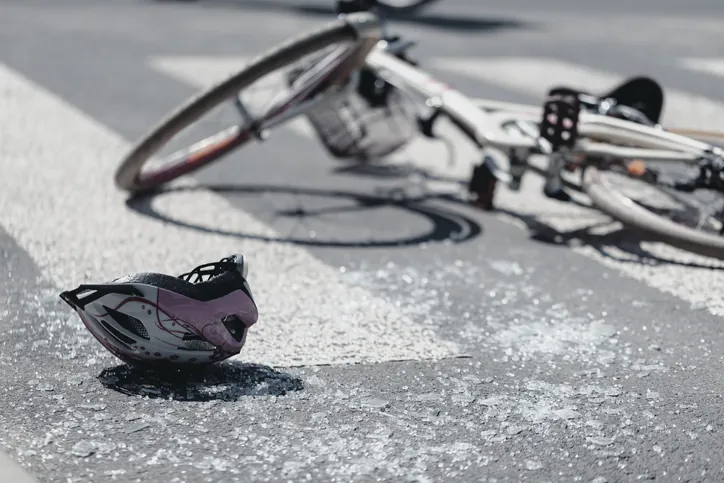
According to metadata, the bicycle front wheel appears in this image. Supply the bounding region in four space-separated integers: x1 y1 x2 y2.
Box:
582 163 724 260
114 12 381 194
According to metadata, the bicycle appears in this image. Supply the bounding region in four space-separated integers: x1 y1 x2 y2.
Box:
114 1 724 260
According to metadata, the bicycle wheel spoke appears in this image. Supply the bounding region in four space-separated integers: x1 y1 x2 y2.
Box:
115 13 380 193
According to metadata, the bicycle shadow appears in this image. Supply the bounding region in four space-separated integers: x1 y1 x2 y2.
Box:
149 0 534 33
98 360 304 401
333 161 724 270
124 183 483 248
495 207 724 270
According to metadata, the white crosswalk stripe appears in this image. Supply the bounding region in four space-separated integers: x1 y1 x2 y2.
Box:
150 57 251 92
436 57 724 132
150 56 318 138
3 52 724 373
0 61 462 368
150 54 724 318
679 57 724 78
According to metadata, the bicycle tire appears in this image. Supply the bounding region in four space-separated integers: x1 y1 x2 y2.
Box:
582 165 724 260
376 0 438 14
114 12 381 194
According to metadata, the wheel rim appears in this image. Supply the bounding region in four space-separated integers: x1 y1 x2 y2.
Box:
598 161 724 237
132 41 362 190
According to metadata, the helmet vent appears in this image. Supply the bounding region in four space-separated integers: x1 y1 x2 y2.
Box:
104 305 149 340
99 320 136 347
222 315 247 342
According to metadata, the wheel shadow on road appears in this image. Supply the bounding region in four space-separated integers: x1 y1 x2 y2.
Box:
98 360 304 401
124 183 483 248
494 208 724 270
149 0 536 33
332 162 724 270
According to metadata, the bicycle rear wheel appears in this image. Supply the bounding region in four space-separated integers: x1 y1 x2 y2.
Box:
582 163 724 260
114 12 381 194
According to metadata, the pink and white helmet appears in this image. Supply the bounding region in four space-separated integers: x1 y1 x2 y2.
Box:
59 254 258 365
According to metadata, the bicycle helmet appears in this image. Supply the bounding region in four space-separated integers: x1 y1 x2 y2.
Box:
59 254 258 365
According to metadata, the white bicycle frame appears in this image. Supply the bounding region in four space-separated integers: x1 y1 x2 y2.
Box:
364 41 723 166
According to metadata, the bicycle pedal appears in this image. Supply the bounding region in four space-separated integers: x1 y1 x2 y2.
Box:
540 87 581 151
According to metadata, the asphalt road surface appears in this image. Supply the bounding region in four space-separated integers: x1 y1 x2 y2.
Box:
2 0 724 482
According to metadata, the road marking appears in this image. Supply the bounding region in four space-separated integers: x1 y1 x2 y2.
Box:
430 57 724 316
679 57 724 78
0 451 37 483
0 62 462 367
436 57 724 131
150 56 317 138
150 56 250 93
